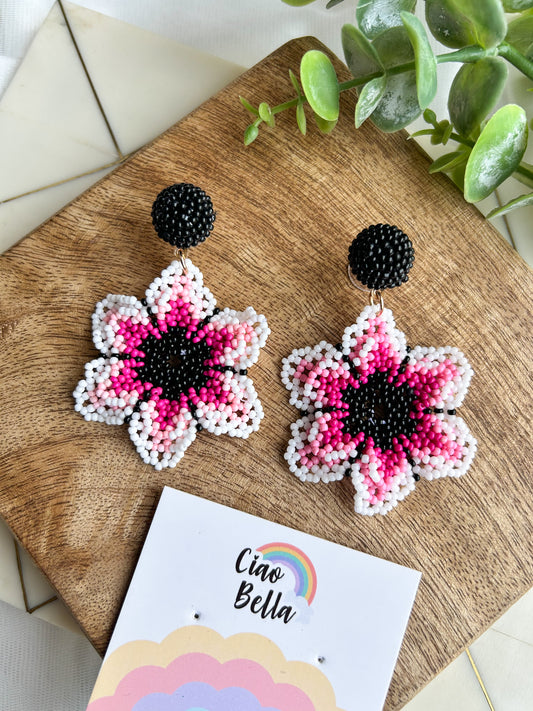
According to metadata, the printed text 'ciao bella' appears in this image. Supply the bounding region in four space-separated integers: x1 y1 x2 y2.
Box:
233 548 297 624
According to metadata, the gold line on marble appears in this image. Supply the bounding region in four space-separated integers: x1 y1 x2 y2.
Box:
58 0 123 159
490 627 533 649
0 155 131 204
14 540 57 614
465 648 496 711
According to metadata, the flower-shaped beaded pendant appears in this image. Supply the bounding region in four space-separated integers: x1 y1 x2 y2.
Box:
74 184 270 470
281 224 477 515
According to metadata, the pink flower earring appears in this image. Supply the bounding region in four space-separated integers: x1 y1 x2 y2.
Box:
281 225 476 516
74 184 269 470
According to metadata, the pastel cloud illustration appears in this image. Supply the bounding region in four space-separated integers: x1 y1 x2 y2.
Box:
283 590 314 625
88 626 343 711
132 681 279 711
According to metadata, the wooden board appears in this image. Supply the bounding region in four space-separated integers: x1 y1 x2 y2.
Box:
1 37 532 709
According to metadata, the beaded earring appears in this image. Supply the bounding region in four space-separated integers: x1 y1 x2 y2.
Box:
74 183 270 470
281 224 476 516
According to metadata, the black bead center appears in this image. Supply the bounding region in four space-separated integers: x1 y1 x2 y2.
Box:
138 326 211 401
167 353 184 369
342 370 417 449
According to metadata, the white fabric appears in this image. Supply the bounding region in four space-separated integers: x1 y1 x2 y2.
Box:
0 0 354 95
70 0 353 66
0 600 101 710
0 0 55 94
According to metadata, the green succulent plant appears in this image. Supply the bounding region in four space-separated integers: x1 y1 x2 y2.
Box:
241 0 533 218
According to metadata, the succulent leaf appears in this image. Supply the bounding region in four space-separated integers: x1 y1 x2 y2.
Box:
464 104 528 202
425 0 507 49
401 11 438 110
488 190 533 217
356 0 417 40
355 75 387 126
448 57 508 138
370 26 422 131
428 150 469 173
315 114 338 133
300 50 340 121
505 10 533 60
282 0 318 5
296 102 307 134
342 23 383 79
502 0 533 10
244 124 259 145
240 96 258 116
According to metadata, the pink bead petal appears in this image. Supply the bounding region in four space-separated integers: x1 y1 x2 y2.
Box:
193 371 263 437
341 305 407 382
350 440 415 515
285 411 359 483
281 342 350 411
73 357 145 424
398 346 473 410
92 295 158 357
202 307 269 369
144 259 216 335
128 394 197 470
403 413 477 481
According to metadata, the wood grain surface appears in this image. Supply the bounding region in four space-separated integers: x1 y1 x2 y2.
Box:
1 37 533 709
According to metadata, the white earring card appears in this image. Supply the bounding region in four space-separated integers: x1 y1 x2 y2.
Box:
87 486 420 711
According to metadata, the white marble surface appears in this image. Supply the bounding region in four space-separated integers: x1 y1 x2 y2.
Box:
0 2 532 710
0 3 117 203
63 3 243 155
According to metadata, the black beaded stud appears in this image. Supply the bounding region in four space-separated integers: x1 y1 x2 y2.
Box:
348 224 414 290
151 183 216 248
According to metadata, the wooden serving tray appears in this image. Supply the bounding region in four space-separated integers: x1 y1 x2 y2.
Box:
1 37 532 710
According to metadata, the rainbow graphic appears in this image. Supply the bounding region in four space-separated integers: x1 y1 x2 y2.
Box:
257 542 317 605
87 626 343 711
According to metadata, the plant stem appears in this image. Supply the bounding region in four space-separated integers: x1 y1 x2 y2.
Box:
338 47 489 92
515 163 533 188
272 97 299 114
437 46 490 64
271 47 495 116
517 162 533 189
264 45 532 127
449 133 474 148
498 41 533 81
